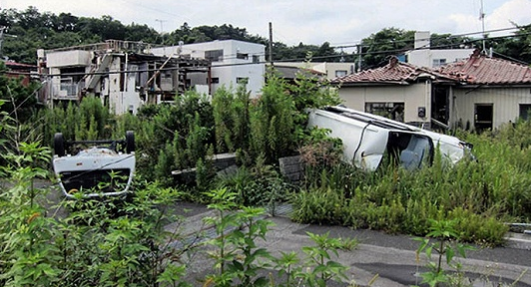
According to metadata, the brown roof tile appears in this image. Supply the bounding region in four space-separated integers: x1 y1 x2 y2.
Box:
333 57 455 85
437 50 531 85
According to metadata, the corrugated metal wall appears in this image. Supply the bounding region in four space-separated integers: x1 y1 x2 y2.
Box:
453 87 531 129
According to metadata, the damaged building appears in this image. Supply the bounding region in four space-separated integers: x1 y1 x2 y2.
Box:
37 40 211 114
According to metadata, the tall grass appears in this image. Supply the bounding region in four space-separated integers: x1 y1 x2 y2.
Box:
292 122 531 245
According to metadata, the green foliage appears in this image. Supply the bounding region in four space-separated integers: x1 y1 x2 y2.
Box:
273 231 356 287
36 97 113 147
0 62 41 122
204 189 355 287
298 232 355 287
361 28 416 68
414 219 476 287
360 28 475 69
291 120 531 246
249 73 296 162
203 188 274 287
0 7 342 64
0 156 190 287
212 84 251 153
487 23 531 64
0 141 56 287
216 155 290 207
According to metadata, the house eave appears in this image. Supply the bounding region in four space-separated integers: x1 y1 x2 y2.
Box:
456 83 531 89
334 81 411 87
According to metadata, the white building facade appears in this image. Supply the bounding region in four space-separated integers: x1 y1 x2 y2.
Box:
38 40 210 115
151 40 266 98
405 31 475 68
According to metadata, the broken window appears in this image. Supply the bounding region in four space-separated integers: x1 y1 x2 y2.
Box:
520 104 531 121
432 58 447 67
236 77 248 85
237 53 248 60
208 77 220 84
386 132 433 170
365 102 405 122
252 55 260 63
205 49 223 62
335 70 348 77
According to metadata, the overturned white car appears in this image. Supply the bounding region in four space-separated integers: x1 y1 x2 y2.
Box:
52 132 136 198
307 106 473 171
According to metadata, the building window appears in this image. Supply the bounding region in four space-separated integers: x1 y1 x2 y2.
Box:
208 77 219 84
237 53 248 60
432 58 447 67
252 55 260 64
335 70 348 78
365 102 405 122
520 104 531 120
205 49 223 62
236 77 248 85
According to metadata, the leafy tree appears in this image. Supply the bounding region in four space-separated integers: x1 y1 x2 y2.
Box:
77 15 126 41
0 62 40 123
430 33 472 50
360 27 415 68
124 23 159 42
488 23 531 64
51 12 79 32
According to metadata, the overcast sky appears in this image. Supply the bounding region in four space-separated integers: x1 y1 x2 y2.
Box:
2 0 531 48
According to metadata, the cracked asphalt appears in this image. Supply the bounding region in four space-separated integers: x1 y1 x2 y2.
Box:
27 180 531 286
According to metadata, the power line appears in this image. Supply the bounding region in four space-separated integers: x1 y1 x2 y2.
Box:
332 25 528 50
4 27 525 81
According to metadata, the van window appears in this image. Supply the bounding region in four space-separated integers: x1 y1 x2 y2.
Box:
387 132 432 170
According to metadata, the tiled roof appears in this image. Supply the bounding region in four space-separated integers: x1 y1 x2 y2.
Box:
2 60 37 72
3 61 36 68
437 50 531 85
332 57 454 85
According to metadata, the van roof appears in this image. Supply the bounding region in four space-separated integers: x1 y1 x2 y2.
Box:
323 106 418 132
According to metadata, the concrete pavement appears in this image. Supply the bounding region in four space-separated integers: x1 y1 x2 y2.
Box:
169 203 531 287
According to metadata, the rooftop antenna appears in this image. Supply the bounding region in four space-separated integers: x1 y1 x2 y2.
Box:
479 0 487 54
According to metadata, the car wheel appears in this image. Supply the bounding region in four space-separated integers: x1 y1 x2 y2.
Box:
54 133 65 157
125 131 135 153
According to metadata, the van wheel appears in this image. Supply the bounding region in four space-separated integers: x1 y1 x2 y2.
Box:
125 131 135 153
54 133 65 157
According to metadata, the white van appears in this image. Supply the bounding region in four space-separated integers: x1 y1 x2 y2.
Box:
307 106 473 171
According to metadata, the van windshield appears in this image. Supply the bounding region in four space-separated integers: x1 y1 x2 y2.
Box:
387 132 433 170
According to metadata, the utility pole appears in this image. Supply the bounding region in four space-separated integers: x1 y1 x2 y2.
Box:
0 26 16 60
357 44 362 72
0 26 6 59
155 19 167 34
268 22 273 67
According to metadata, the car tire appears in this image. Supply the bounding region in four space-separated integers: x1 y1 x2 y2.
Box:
54 133 65 157
125 131 135 153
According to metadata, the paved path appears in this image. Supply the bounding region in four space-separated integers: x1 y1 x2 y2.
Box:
169 202 531 287
25 180 531 286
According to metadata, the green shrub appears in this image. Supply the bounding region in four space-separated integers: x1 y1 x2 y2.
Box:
291 188 346 226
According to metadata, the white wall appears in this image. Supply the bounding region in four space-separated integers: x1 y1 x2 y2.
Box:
453 87 531 129
105 59 142 115
46 50 92 67
277 62 356 80
338 83 432 124
406 49 474 68
151 40 266 97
